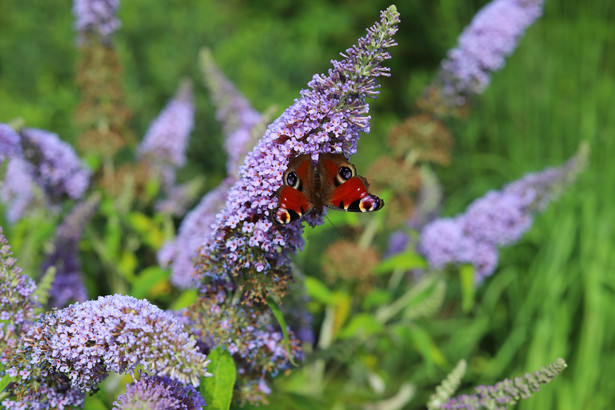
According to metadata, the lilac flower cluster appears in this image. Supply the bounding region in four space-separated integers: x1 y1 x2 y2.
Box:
20 127 91 201
3 295 210 407
0 123 22 162
42 194 100 307
0 157 38 223
201 48 264 176
182 288 301 404
419 147 587 282
138 80 195 189
0 124 80 223
73 0 121 43
197 6 400 302
159 179 232 289
438 0 545 100
113 374 206 410
442 358 567 409
160 52 268 288
0 228 40 364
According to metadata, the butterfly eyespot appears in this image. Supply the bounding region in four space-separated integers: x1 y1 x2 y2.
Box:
338 166 353 181
286 171 298 187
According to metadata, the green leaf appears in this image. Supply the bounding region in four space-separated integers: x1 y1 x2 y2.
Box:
362 288 392 310
170 289 198 310
459 264 475 313
305 276 334 304
375 251 427 274
127 211 164 249
201 347 236 410
130 266 169 299
0 374 14 392
267 295 297 366
338 313 384 339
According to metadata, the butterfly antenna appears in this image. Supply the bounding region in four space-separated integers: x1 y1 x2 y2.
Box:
325 215 344 239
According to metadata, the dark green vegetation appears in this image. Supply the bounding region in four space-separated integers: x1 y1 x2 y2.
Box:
1 0 613 408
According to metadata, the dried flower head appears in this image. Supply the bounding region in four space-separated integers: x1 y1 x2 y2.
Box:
323 240 379 294
387 114 453 165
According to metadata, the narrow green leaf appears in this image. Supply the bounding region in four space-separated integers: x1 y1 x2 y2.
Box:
0 374 14 392
375 251 427 274
201 347 236 410
459 264 475 313
33 266 56 305
267 295 297 366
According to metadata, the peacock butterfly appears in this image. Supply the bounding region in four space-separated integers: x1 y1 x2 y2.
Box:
272 153 384 225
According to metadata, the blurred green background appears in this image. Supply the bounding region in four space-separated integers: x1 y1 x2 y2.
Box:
1 0 614 408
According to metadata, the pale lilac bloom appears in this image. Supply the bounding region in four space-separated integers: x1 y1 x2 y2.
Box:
3 295 210 406
0 228 40 361
43 194 100 307
201 48 263 176
20 128 91 200
160 54 269 288
438 0 544 101
73 0 120 42
198 7 400 286
0 157 37 223
0 123 22 162
158 179 232 288
419 147 587 282
138 80 195 188
113 374 206 410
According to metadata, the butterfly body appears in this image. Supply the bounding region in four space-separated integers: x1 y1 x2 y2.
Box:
273 153 384 225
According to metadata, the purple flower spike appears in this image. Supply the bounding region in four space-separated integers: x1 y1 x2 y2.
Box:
201 48 264 176
20 127 91 201
138 80 195 188
0 228 40 364
419 145 587 282
43 194 101 307
113 374 206 410
159 179 233 289
197 6 400 301
0 123 22 162
439 0 545 100
73 0 121 43
3 295 211 406
0 157 37 223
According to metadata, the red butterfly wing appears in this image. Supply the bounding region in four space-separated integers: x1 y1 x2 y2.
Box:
318 153 384 213
272 155 315 224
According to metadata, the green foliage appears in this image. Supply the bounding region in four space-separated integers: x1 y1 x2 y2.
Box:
33 266 56 306
201 347 237 410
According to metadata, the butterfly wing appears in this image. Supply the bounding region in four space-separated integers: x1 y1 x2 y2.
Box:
317 153 385 213
272 154 315 224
